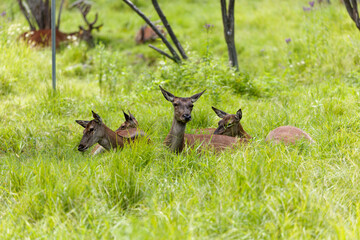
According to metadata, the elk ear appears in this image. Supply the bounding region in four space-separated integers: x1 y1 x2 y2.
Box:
190 90 206 103
159 86 175 102
123 110 130 121
92 110 102 123
235 109 243 121
128 110 136 121
75 120 90 128
211 106 228 119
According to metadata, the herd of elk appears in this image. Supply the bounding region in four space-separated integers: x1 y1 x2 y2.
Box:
76 87 314 154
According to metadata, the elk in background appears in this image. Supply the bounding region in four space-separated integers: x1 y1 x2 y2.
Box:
135 24 166 44
18 0 102 48
265 126 314 145
123 0 187 63
159 86 248 153
76 111 149 154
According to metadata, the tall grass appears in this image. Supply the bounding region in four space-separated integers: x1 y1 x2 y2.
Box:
1 0 360 238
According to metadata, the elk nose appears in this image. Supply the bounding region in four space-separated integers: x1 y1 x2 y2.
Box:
183 114 191 121
78 144 85 151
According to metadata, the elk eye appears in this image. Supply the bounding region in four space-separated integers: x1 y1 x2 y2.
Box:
173 103 178 107
89 128 94 132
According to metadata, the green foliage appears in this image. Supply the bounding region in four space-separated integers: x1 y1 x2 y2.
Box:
1 0 360 239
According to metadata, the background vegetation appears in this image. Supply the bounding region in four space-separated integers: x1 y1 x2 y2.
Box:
1 0 360 238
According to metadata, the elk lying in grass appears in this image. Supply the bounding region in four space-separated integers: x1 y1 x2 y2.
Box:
160 86 248 153
135 24 166 44
76 111 148 153
19 6 102 48
195 107 252 140
76 110 141 155
212 107 252 139
265 126 314 145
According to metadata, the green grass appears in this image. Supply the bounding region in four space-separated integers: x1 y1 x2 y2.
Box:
1 0 360 238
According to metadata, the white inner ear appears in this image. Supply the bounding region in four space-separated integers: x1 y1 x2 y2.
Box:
191 96 200 103
216 110 227 118
168 96 174 102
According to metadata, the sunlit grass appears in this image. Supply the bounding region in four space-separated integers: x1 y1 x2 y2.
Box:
0 0 360 239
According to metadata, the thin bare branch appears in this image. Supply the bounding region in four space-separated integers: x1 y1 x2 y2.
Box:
57 0 65 29
123 0 181 63
17 0 36 30
151 0 188 60
149 44 177 62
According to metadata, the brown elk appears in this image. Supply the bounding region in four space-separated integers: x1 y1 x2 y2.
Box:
76 110 140 155
19 9 102 48
76 111 148 153
265 126 314 145
135 24 166 44
195 107 252 140
160 86 248 153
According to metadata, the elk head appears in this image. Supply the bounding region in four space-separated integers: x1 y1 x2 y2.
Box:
159 86 205 124
78 13 102 47
72 1 103 47
116 110 139 131
213 107 251 139
76 111 105 152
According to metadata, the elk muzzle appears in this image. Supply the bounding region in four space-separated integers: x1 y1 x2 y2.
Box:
213 126 225 135
78 144 87 152
182 114 192 122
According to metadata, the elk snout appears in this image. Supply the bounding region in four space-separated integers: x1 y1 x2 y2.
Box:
213 126 224 135
183 114 191 121
78 144 87 152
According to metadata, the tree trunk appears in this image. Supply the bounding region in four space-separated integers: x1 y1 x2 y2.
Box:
220 0 239 71
344 0 360 30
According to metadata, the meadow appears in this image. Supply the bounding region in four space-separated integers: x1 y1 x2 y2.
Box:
1 0 360 238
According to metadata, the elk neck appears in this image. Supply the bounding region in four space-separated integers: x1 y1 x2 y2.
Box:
164 117 187 153
237 123 252 140
98 124 125 151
